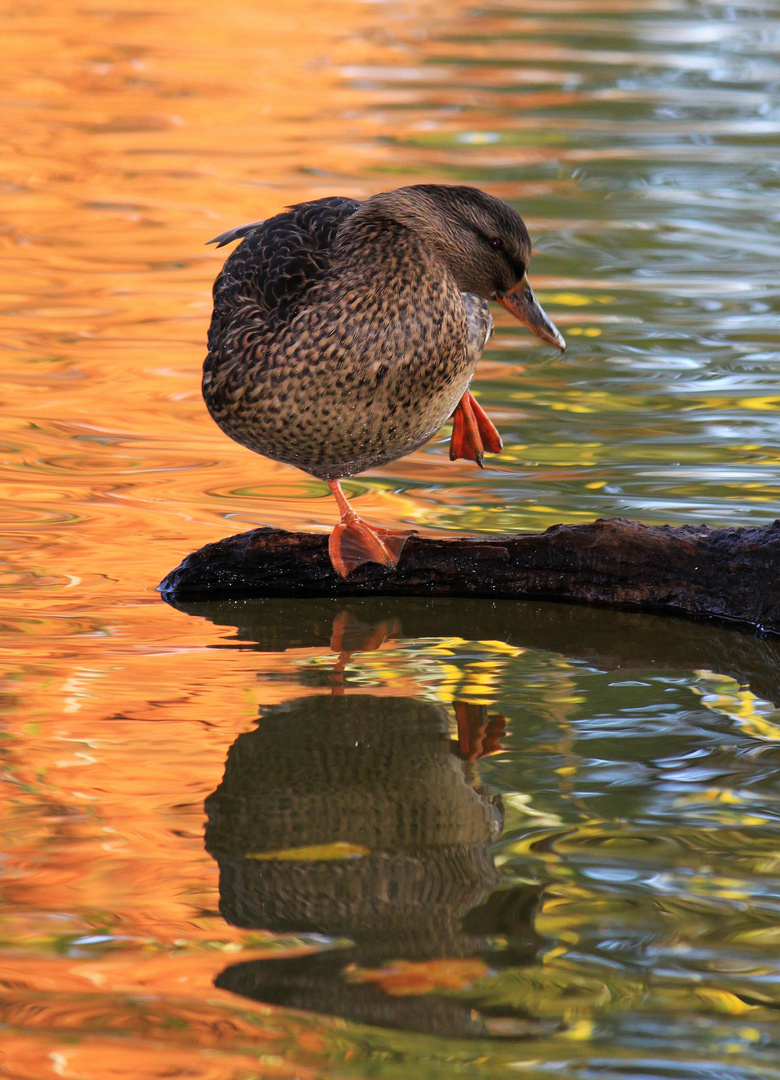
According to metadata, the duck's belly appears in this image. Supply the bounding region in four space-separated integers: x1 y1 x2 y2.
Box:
203 348 478 481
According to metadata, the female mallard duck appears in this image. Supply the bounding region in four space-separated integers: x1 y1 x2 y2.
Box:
203 185 564 577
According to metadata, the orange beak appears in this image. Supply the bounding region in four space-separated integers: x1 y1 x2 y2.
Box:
495 275 566 351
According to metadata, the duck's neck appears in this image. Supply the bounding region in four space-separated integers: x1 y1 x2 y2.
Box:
342 188 487 299
353 188 441 233
330 215 446 311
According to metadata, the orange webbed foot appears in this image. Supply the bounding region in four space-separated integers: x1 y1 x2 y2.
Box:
327 480 412 578
328 611 401 694
454 701 508 761
449 391 502 468
329 520 412 578
330 611 401 655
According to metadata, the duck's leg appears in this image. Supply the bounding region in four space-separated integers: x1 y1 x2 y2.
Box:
328 611 401 693
449 391 502 468
327 480 412 578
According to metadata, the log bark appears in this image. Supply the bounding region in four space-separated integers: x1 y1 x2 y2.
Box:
158 517 780 635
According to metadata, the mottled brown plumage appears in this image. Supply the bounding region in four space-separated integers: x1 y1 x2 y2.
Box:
202 184 564 576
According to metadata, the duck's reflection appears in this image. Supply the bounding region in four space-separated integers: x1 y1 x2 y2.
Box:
206 692 545 1038
184 594 780 1041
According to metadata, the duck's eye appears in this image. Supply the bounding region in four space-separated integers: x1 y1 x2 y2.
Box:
489 237 504 251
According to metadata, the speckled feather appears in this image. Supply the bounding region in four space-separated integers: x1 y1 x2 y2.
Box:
202 188 514 481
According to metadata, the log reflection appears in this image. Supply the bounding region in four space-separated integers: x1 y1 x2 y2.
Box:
179 595 780 707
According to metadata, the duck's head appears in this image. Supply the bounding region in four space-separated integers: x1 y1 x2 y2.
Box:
361 184 565 351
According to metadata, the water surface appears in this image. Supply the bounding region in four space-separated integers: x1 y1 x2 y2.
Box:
2 0 780 1077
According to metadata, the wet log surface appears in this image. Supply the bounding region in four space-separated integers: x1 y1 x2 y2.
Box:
159 517 780 635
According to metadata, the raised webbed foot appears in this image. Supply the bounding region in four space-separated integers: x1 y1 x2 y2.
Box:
449 390 502 468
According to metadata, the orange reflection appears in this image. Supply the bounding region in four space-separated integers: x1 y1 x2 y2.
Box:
4 3 517 1070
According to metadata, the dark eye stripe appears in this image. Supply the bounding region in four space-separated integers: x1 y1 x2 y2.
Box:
474 226 527 278
510 257 528 279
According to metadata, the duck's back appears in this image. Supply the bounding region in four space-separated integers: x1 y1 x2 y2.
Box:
207 196 361 354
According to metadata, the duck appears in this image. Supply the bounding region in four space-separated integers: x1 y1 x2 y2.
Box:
202 185 565 578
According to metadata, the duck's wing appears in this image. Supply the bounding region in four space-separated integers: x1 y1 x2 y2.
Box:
463 292 494 360
208 196 360 351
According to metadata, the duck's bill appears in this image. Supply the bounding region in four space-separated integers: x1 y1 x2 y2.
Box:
494 277 566 351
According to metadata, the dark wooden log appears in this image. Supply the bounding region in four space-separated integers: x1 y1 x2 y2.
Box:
158 517 780 635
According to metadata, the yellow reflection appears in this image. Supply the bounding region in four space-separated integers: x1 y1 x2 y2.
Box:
246 842 370 862
693 670 780 742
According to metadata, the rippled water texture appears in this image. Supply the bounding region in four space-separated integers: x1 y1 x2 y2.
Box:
2 1 780 1078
